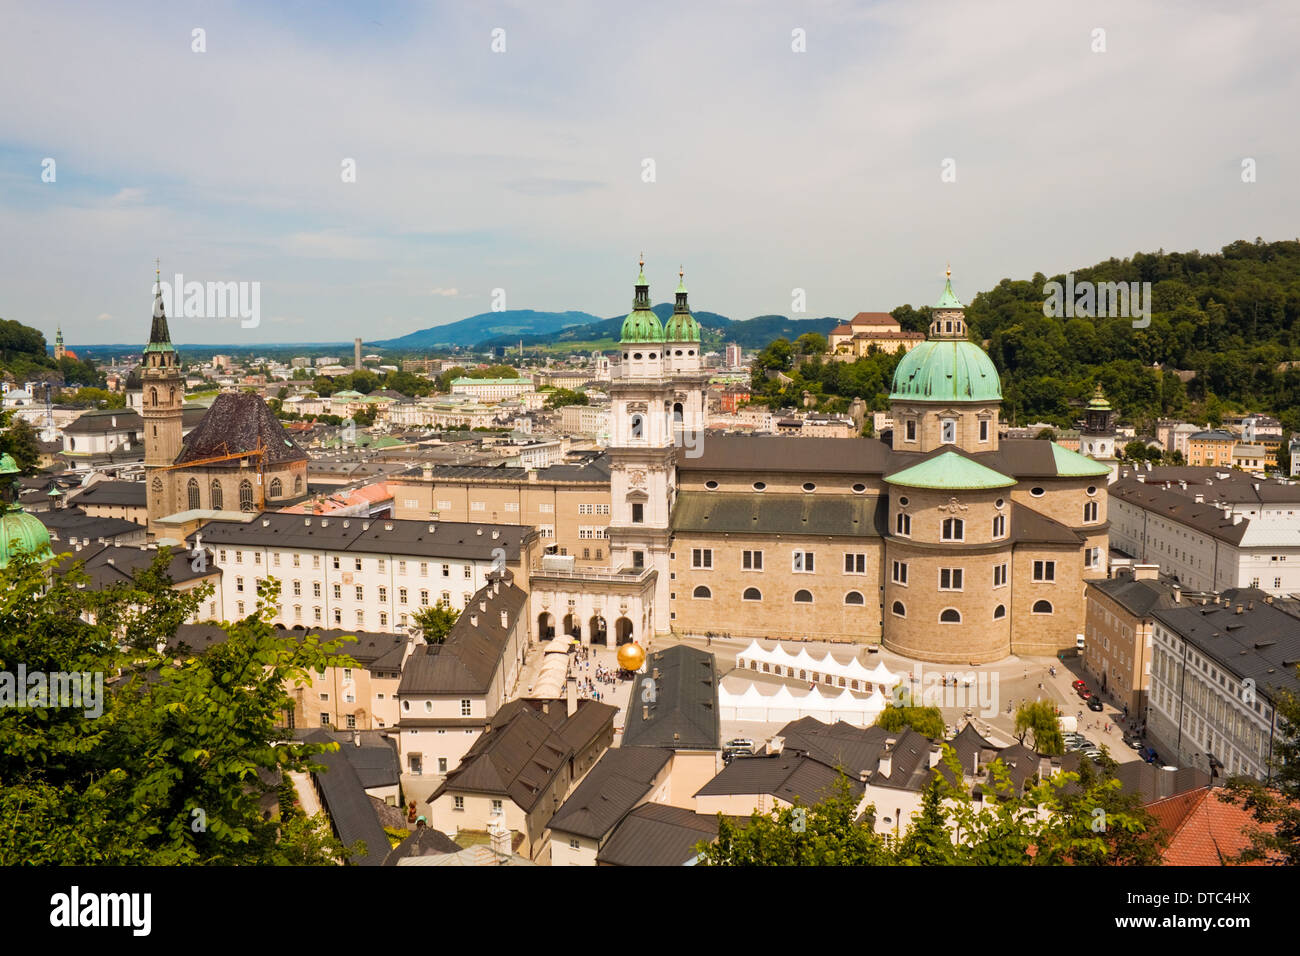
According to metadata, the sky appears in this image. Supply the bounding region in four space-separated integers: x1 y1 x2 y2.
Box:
1 0 1297 346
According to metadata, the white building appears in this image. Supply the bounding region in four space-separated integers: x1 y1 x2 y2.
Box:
1146 589 1300 781
449 377 534 401
1109 472 1300 596
189 513 539 632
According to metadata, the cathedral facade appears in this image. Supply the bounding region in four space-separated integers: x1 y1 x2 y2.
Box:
558 263 1111 663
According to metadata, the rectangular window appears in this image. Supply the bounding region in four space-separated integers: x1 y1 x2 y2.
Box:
398 560 407 574
941 419 956 444
293 580 302 596
313 582 321 598
461 699 472 716
505 502 519 512
314 607 322 621
979 419 990 443
631 503 644 523
1033 560 1056 582
420 562 429 577
844 553 866 574
939 568 963 590
313 555 321 569
354 558 362 571
463 565 472 579
993 564 1008 588
905 420 917 442
742 550 763 570
378 586 387 602
438 757 448 773
895 513 911 536
539 502 554 513
441 564 450 577
692 548 713 569
399 587 408 604
235 551 242 563
470 501 485 512
792 550 814 573
453 796 464 811
293 554 300 567
355 585 364 601
219 550 227 562
272 553 280 567
333 584 342 600
332 556 340 570
377 558 385 572
892 560 908 585
236 576 244 593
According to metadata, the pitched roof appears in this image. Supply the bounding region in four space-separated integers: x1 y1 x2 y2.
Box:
671 491 887 537
694 751 863 804
1050 443 1112 477
63 409 143 434
885 450 1016 490
50 543 217 590
173 392 308 467
547 747 671 839
596 802 720 866
676 435 894 475
382 826 462 865
1146 787 1279 865
1011 501 1083 546
398 578 528 695
773 717 894 777
303 730 392 866
622 646 721 751
67 480 147 507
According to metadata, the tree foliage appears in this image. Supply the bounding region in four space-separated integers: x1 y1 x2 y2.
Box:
412 600 460 645
876 704 946 739
1014 700 1065 755
0 553 355 864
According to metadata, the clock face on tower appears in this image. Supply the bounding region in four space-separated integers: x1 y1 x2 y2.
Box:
629 469 647 489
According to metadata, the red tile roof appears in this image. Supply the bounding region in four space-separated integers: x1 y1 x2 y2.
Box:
1146 787 1279 865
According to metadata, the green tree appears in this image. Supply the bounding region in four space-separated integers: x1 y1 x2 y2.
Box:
544 388 588 409
893 777 957 865
0 556 357 865
696 775 887 865
0 413 41 473
413 600 460 644
1014 700 1064 755
875 704 946 739
794 332 827 355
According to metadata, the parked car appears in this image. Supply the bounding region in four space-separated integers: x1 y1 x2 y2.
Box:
1087 696 1104 712
1076 684 1092 699
1066 739 1097 752
1072 679 1087 690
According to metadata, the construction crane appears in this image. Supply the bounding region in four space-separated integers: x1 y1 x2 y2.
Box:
160 439 267 473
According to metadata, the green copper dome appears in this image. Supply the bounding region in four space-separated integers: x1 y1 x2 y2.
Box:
663 273 700 342
0 454 52 568
889 339 1003 402
620 259 665 344
935 275 963 309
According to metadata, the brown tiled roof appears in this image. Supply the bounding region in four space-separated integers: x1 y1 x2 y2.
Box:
174 392 308 467
596 802 721 866
1146 787 1279 865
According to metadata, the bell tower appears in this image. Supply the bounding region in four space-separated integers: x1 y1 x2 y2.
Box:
607 257 674 635
143 262 184 524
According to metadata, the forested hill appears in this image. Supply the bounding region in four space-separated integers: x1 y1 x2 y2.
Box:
750 239 1300 438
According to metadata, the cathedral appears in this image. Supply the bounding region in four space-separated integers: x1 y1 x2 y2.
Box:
535 263 1112 664
141 271 308 541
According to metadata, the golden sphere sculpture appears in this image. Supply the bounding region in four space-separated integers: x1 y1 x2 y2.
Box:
617 641 646 672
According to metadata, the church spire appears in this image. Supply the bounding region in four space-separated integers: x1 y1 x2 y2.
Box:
147 259 175 352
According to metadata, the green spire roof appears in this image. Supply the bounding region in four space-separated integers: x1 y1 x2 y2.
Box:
1050 443 1112 477
664 268 700 343
1086 384 1111 411
885 451 1016 490
935 272 963 309
620 256 664 344
889 340 1002 402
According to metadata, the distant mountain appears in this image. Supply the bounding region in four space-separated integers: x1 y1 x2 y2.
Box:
374 310 606 348
385 304 839 352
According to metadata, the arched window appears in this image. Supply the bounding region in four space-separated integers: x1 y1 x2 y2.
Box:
239 479 254 512
794 589 813 603
1032 599 1053 614
692 585 711 599
742 587 762 601
1083 501 1099 523
940 608 961 623
210 480 223 510
942 517 964 541
891 601 906 617
992 514 1006 537
269 477 283 498
630 413 644 439
895 513 911 536
844 590 865 605
993 604 1007 619
169 386 176 405
150 387 158 406
294 474 303 494
187 478 200 510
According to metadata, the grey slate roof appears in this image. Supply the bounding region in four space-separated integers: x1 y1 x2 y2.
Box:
397 577 527 695
676 435 894 475
773 717 894 777
622 646 721 751
39 509 144 542
1109 479 1251 546
672 491 887 538
68 480 147 508
547 747 671 839
174 392 308 467
1151 587 1300 702
63 409 143 434
694 751 863 804
596 802 720 866
303 729 391 866
51 543 217 591
191 511 531 561
1087 569 1182 618
382 826 462 865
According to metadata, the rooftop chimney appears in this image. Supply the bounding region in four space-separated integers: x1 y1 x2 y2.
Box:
352 730 360 748
929 745 942 768
470 614 478 627
642 704 649 721
479 600 487 612
770 736 784 755
500 610 508 628
488 813 511 857
1134 564 1160 581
